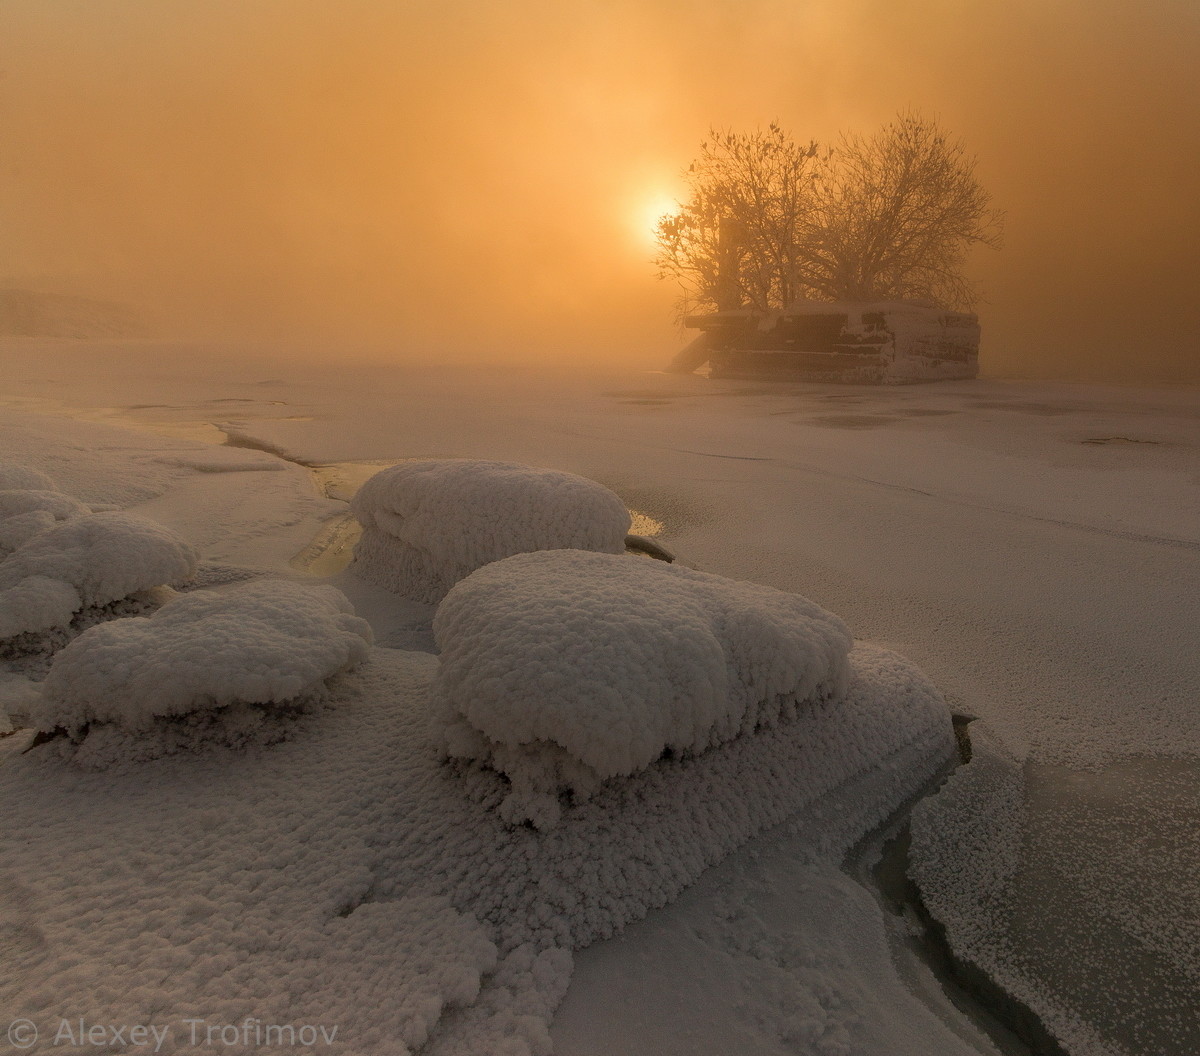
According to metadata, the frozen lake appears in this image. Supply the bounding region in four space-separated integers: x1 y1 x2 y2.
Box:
2 338 1197 1055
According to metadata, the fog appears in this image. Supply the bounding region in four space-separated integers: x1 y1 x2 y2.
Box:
1 0 1197 380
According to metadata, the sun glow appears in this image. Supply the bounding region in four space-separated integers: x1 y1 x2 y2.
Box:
636 194 680 249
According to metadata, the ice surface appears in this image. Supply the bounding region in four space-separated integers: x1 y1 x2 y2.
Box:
912 735 1200 1056
0 406 339 570
552 840 1003 1056
0 511 197 640
35 579 373 740
910 721 1025 948
350 459 631 603
434 549 853 827
0 403 955 1053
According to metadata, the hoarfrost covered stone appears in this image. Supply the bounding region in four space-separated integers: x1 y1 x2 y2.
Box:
0 488 90 522
0 490 91 558
37 579 373 736
0 575 82 643
0 510 55 559
0 462 57 492
433 549 853 827
0 469 88 557
0 511 197 640
350 459 632 603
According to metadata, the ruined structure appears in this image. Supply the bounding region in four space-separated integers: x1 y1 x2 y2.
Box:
671 301 980 383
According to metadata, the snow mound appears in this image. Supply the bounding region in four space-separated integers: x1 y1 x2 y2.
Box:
0 488 89 522
0 462 57 491
434 549 853 827
0 489 91 558
350 460 632 603
0 510 57 558
36 579 373 738
0 466 89 558
0 511 197 640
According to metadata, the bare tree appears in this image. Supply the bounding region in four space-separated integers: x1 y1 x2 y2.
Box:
803 113 1003 308
653 125 823 314
654 114 1002 314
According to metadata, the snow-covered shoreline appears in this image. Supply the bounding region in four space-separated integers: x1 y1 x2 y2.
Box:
1 401 966 1054
2 343 1197 1055
0 639 955 1054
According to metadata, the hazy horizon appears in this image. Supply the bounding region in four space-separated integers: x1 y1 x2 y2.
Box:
2 0 1197 381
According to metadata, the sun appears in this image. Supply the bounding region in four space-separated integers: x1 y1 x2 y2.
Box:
636 193 680 248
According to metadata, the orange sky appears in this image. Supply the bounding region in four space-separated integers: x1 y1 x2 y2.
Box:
1 0 1197 379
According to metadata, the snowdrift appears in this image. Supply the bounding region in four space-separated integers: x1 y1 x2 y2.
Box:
434 550 853 827
34 580 373 758
350 460 631 603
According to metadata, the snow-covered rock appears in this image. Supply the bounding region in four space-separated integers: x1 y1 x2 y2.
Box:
0 489 91 558
0 467 89 558
433 549 854 828
0 462 57 492
350 460 632 603
0 511 197 640
36 579 373 738
0 510 57 558
0 488 89 522
0 511 59 561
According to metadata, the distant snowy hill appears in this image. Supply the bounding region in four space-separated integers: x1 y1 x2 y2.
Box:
0 288 143 338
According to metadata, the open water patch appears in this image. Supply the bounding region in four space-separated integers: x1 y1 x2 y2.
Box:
1080 436 1162 445
849 719 1070 1056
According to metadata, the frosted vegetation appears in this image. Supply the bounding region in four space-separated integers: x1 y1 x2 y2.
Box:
655 113 1003 315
